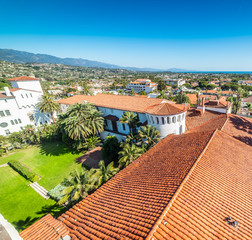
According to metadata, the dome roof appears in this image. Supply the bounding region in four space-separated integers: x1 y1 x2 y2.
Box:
146 102 187 116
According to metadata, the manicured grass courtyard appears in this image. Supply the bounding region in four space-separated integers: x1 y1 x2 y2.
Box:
0 142 83 231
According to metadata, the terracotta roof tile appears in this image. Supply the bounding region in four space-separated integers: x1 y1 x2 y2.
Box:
222 114 252 146
9 88 21 92
186 109 222 131
58 94 179 114
146 103 187 116
8 76 40 81
58 131 214 240
149 130 252 240
20 214 69 240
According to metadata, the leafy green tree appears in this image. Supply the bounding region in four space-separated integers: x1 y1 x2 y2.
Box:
118 143 144 168
157 80 166 91
37 94 60 123
175 92 190 104
138 125 160 150
102 136 121 164
93 161 119 188
139 90 147 95
80 81 93 95
59 168 96 205
245 103 251 116
120 112 140 134
21 125 40 144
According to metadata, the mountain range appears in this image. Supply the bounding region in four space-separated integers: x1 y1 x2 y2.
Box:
0 49 188 72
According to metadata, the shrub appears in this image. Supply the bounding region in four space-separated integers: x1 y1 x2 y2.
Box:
48 184 66 201
102 136 121 164
8 160 39 182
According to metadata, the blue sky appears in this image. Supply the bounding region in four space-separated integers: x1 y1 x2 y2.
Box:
1 0 252 71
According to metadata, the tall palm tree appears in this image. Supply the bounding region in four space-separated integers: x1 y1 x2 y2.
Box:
120 112 140 134
118 143 143 168
37 94 60 123
58 168 96 205
80 81 93 95
94 161 119 188
138 125 160 150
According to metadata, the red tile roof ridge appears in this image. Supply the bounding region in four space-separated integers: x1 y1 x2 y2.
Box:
146 129 218 240
188 114 227 133
220 113 229 131
8 76 40 81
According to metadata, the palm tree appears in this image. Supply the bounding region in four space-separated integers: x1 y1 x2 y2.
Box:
58 168 96 205
59 103 104 141
94 161 119 187
118 143 144 168
37 94 60 123
175 92 190 104
120 112 140 134
245 103 252 116
138 125 160 150
80 81 93 95
86 109 104 135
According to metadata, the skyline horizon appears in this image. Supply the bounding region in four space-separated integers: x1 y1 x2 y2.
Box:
1 0 252 71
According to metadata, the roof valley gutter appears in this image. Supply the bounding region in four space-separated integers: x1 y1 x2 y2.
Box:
145 129 218 240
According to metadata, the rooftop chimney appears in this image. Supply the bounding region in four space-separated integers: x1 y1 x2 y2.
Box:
4 87 11 96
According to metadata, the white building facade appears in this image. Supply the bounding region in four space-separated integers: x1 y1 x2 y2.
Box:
164 79 186 87
58 94 187 141
0 76 52 136
126 79 157 93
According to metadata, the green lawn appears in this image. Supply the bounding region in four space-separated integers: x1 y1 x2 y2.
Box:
0 142 83 190
0 142 83 231
0 166 57 231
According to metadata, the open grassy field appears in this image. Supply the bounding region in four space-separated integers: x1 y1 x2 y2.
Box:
0 142 83 190
0 142 83 231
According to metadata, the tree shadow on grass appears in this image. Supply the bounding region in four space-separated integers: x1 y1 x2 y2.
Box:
13 216 40 232
38 142 79 156
36 204 66 218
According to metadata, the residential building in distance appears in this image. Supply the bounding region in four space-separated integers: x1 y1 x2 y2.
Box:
238 80 252 86
58 94 187 140
0 76 52 136
164 78 186 87
126 79 157 93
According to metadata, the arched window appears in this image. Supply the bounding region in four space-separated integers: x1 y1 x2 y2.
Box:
162 117 165 124
156 117 159 124
182 113 185 120
178 115 181 122
167 117 170 124
172 116 176 123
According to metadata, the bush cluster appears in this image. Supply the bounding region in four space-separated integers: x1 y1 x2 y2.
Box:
8 160 39 182
48 184 66 201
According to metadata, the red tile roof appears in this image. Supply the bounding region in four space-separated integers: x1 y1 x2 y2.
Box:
149 130 252 240
20 127 252 240
10 88 21 92
8 76 40 81
186 109 222 131
57 131 214 240
146 103 187 116
58 94 181 115
20 214 69 240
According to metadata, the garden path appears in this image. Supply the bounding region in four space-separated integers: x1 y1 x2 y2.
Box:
29 182 49 200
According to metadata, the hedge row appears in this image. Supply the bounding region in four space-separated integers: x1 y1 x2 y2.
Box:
8 160 39 182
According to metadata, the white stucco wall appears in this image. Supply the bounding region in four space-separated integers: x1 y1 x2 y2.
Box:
10 80 43 93
147 112 186 138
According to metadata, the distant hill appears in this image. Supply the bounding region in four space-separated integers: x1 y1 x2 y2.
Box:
0 48 189 72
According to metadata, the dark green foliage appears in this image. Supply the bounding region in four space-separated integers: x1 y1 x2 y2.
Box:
139 90 147 95
48 184 66 201
157 80 166 91
8 160 39 182
102 136 121 164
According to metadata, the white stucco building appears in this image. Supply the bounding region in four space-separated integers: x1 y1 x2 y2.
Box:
0 76 52 136
58 94 187 141
126 79 157 93
164 78 186 87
